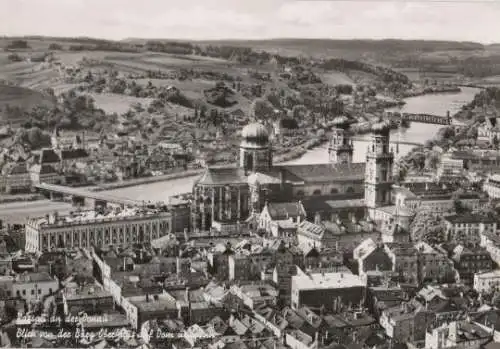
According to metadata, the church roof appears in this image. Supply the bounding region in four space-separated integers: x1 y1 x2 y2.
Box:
40 148 60 164
61 149 89 160
266 202 305 220
279 162 365 184
195 162 365 186
196 167 247 185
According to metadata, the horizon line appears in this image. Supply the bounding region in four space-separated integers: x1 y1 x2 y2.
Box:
1 34 498 46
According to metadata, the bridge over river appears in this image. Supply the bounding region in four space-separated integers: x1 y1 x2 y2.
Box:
386 111 452 125
351 136 423 147
34 183 142 208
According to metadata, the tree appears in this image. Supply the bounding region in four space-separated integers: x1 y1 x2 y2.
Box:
466 126 478 144
250 98 274 120
425 151 441 171
292 104 307 119
48 43 63 50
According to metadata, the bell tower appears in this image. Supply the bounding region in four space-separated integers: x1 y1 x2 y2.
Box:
328 116 354 165
365 120 394 218
240 122 272 173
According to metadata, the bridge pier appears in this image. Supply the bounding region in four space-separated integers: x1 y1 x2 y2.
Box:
71 195 85 207
94 199 108 212
50 192 64 201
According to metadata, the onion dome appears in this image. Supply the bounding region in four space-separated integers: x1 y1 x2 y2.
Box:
241 122 269 148
331 115 356 129
371 119 392 134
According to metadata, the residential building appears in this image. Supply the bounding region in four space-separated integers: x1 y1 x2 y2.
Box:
353 239 393 277
291 267 366 311
384 243 419 285
444 214 497 246
11 272 58 302
230 282 279 310
379 303 434 343
29 164 63 185
452 245 494 284
480 232 500 265
4 162 31 194
474 270 500 294
415 241 457 284
484 173 500 199
259 201 306 237
63 283 114 315
425 321 491 349
296 220 336 251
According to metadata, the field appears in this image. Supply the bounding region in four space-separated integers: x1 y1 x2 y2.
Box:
320 71 355 85
89 93 154 114
4 36 500 125
0 84 55 118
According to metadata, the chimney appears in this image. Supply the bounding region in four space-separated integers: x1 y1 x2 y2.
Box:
185 287 190 303
280 169 286 190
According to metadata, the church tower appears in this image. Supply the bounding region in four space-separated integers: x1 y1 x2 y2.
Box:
239 122 272 173
329 116 354 164
365 120 394 218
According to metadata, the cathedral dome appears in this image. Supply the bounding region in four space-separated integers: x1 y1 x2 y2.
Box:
241 122 269 147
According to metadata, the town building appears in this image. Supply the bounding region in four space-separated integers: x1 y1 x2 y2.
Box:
3 162 31 194
415 242 457 284
63 283 114 315
290 267 366 311
444 214 497 246
425 320 491 349
480 232 500 266
384 243 419 285
379 302 434 343
29 164 63 185
474 270 500 294
258 201 306 237
25 208 172 252
11 272 58 303
436 153 464 180
484 173 500 199
452 245 494 285
353 239 393 277
230 282 279 310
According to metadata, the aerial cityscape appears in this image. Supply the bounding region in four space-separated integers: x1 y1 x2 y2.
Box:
3 1 500 349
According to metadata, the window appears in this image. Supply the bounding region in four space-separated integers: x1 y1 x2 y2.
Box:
31 290 34 295
38 289 41 295
16 290 20 296
22 290 26 295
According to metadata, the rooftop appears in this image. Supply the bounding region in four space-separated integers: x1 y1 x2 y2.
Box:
475 270 500 279
64 284 112 301
30 207 168 228
15 272 54 283
445 214 496 224
293 269 366 291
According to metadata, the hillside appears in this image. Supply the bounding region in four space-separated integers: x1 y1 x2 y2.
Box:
0 84 55 121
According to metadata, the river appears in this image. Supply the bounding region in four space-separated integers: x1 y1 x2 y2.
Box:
0 87 480 223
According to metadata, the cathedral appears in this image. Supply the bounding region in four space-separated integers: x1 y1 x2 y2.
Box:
191 116 412 239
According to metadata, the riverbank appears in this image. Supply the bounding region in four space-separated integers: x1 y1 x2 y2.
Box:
88 169 205 192
401 86 462 98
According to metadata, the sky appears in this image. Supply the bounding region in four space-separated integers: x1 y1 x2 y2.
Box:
1 0 500 43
